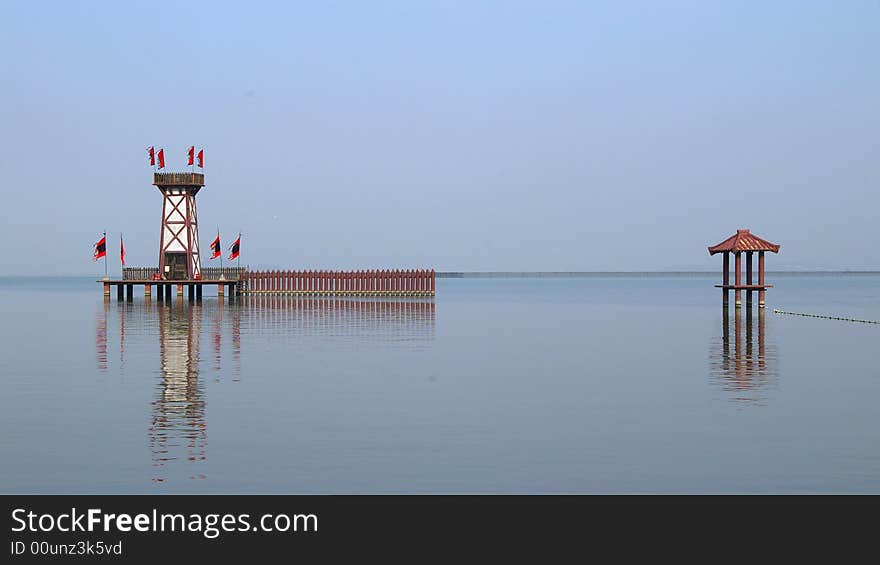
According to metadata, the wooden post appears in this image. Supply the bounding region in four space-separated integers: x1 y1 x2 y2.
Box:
117 284 124 301
722 251 729 307
758 251 766 308
734 252 742 307
144 283 151 299
177 283 184 297
104 282 111 297
165 284 172 300
218 283 224 296
745 251 753 308
196 285 202 301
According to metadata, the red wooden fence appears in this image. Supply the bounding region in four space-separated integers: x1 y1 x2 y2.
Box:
243 269 436 296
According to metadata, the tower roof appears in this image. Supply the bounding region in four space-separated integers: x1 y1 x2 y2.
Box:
708 229 780 255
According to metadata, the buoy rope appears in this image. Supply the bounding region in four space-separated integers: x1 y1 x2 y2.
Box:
772 309 880 324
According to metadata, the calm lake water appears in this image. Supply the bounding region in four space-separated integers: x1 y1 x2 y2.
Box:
1 274 878 493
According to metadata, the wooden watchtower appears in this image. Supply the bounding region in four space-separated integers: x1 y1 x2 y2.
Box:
154 172 204 280
708 229 780 308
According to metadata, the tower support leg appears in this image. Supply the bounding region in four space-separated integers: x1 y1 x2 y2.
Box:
103 282 111 297
176 284 184 297
117 284 124 301
196 285 202 301
126 284 133 302
165 284 172 301
144 284 151 299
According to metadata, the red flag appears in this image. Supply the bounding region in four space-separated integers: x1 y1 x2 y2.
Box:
187 146 195 166
228 234 240 260
147 146 155 166
157 149 165 169
120 234 126 267
93 235 107 261
210 233 221 259
197 149 204 168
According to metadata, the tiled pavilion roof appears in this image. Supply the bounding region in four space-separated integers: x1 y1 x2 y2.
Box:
708 229 780 255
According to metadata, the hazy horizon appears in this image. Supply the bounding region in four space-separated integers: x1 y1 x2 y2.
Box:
2 1 878 276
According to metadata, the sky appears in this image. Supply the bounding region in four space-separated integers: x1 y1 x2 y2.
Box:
1 1 878 275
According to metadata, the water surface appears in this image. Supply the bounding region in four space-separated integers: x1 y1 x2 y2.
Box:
1 275 878 493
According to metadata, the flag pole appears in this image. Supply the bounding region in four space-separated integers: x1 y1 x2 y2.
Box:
219 227 223 270
104 230 108 278
237 231 241 269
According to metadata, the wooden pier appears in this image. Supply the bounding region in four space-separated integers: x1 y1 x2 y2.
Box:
100 268 436 300
101 279 242 301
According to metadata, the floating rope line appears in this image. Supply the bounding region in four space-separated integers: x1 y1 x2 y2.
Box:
773 309 880 324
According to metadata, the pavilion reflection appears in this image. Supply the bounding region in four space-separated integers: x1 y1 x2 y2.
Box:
709 307 778 404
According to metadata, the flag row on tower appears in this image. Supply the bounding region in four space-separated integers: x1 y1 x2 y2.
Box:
147 146 204 169
92 232 239 265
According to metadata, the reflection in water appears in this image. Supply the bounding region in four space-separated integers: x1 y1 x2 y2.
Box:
150 302 207 482
94 296 436 484
240 296 436 344
95 302 108 372
709 307 778 404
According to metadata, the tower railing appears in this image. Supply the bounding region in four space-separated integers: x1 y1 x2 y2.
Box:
153 172 205 186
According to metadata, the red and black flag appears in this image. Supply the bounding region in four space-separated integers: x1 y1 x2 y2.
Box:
93 234 107 261
147 146 155 166
157 149 165 169
196 148 204 168
187 146 195 166
228 234 241 260
210 232 221 259
120 234 126 267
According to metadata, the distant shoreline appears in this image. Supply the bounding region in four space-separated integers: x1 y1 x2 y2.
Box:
3 271 880 279
437 271 880 278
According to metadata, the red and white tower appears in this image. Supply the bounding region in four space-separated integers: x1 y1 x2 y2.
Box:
154 172 204 280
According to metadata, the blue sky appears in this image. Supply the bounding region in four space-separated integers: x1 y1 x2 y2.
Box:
1 1 877 274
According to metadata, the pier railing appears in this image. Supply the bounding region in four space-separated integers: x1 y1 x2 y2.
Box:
122 267 246 281
242 269 436 296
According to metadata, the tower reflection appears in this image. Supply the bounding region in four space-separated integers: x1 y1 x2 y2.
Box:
94 296 435 484
709 307 778 404
150 302 207 481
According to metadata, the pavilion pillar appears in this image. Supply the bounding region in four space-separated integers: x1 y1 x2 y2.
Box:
758 251 766 308
745 251 753 308
722 252 730 307
734 252 742 307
